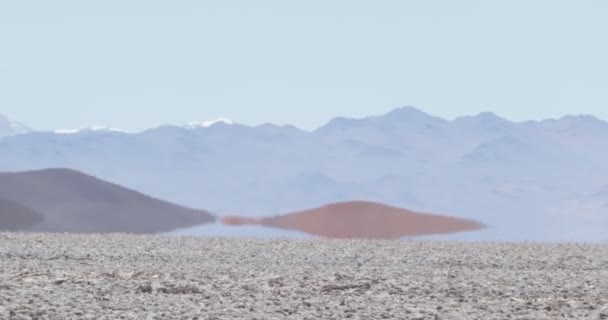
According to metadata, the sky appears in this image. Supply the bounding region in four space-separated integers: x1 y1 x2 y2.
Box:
0 1 607 131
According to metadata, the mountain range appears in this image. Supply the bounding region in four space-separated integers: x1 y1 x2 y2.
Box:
1 107 607 242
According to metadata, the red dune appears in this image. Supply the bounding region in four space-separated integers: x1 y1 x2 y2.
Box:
221 216 262 226
222 201 484 239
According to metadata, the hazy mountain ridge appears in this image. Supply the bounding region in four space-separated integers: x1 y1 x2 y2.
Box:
1 107 607 241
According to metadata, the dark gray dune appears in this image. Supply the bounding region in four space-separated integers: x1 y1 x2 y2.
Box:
0 168 215 233
0 197 44 231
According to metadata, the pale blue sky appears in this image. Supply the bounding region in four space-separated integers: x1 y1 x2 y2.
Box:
1 1 607 131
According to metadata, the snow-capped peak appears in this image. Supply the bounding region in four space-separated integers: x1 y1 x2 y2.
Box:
51 118 235 134
185 117 234 129
54 126 132 134
0 114 31 137
9 121 30 134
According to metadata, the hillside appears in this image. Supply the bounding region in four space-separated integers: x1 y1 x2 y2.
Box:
0 168 215 233
0 197 44 231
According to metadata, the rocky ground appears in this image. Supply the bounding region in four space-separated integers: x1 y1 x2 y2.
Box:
1 233 608 319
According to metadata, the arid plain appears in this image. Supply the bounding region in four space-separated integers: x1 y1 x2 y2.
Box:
1 233 607 319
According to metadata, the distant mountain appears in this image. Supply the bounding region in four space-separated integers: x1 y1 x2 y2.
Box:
317 106 448 133
453 112 517 138
0 168 215 233
0 114 30 138
1 107 607 241
536 114 608 137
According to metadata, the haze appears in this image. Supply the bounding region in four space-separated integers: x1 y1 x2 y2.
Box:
1 0 607 131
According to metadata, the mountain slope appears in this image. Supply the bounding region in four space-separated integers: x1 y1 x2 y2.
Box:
0 168 215 233
0 197 45 231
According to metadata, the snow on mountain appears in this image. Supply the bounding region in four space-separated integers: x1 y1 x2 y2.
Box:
51 117 235 134
1 107 608 242
184 117 234 129
0 114 30 137
54 126 133 134
9 121 30 134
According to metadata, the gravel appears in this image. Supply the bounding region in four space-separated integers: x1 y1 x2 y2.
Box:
1 233 608 319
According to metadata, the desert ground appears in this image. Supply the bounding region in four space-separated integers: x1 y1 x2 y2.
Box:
1 233 608 319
